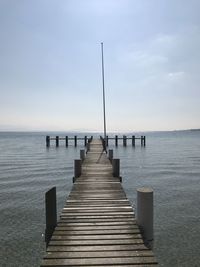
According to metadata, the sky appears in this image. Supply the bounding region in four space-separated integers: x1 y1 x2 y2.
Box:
0 0 200 132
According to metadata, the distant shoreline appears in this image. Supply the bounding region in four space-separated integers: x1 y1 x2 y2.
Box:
0 128 200 133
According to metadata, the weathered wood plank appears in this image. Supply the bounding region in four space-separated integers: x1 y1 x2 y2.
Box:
53 229 140 235
48 239 144 246
51 234 142 240
41 257 158 266
57 221 137 226
44 250 154 258
55 225 139 230
47 244 149 252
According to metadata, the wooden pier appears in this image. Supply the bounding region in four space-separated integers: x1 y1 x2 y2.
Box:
46 135 146 147
41 139 157 266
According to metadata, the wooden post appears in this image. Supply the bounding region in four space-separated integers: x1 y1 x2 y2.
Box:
123 135 127 147
73 159 82 183
65 136 68 147
46 136 50 147
141 136 143 146
84 136 87 147
112 159 120 177
80 150 85 161
86 142 90 153
106 135 109 146
74 136 77 147
132 135 135 147
115 135 118 147
45 187 57 248
108 149 113 162
137 187 153 249
143 136 146 146
56 136 59 147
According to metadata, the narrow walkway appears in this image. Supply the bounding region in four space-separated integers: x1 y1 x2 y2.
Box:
41 139 158 266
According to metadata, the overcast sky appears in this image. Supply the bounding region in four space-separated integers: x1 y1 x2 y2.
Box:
0 0 200 132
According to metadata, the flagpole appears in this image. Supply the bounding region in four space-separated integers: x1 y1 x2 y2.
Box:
101 42 107 142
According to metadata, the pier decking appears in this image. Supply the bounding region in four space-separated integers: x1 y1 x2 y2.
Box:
41 139 157 266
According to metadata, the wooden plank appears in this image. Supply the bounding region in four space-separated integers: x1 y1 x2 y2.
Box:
57 221 137 226
53 229 140 235
48 239 144 246
63 207 133 210
44 250 154 258
47 244 148 252
55 225 139 230
41 257 157 266
61 213 134 216
51 234 142 240
59 218 136 223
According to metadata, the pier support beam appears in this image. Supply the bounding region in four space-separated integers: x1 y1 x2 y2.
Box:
115 135 118 147
141 136 143 146
123 135 127 147
45 187 57 248
73 159 82 183
143 136 146 146
108 149 113 162
56 136 59 147
86 142 90 153
65 136 68 147
80 150 85 161
106 135 109 147
112 158 120 177
84 136 87 147
137 187 153 249
46 136 50 147
132 135 135 147
74 136 77 147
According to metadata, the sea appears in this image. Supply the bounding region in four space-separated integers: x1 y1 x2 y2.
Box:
0 130 200 267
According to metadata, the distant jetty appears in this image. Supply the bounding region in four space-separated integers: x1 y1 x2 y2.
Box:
46 135 146 147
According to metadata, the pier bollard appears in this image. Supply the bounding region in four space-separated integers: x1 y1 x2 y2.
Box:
84 136 87 147
132 135 135 147
45 187 57 248
56 136 59 147
86 142 90 153
141 136 143 146
112 158 120 177
80 150 85 161
106 135 109 146
73 159 82 183
108 149 113 162
46 136 50 147
65 136 68 147
143 136 146 146
137 187 153 248
74 136 77 147
123 135 127 147
115 135 118 146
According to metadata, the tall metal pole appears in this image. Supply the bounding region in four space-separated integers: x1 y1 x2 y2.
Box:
101 42 107 141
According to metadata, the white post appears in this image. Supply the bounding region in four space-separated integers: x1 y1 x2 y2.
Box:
137 187 154 249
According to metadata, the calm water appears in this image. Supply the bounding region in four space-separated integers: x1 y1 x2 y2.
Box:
0 131 200 266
